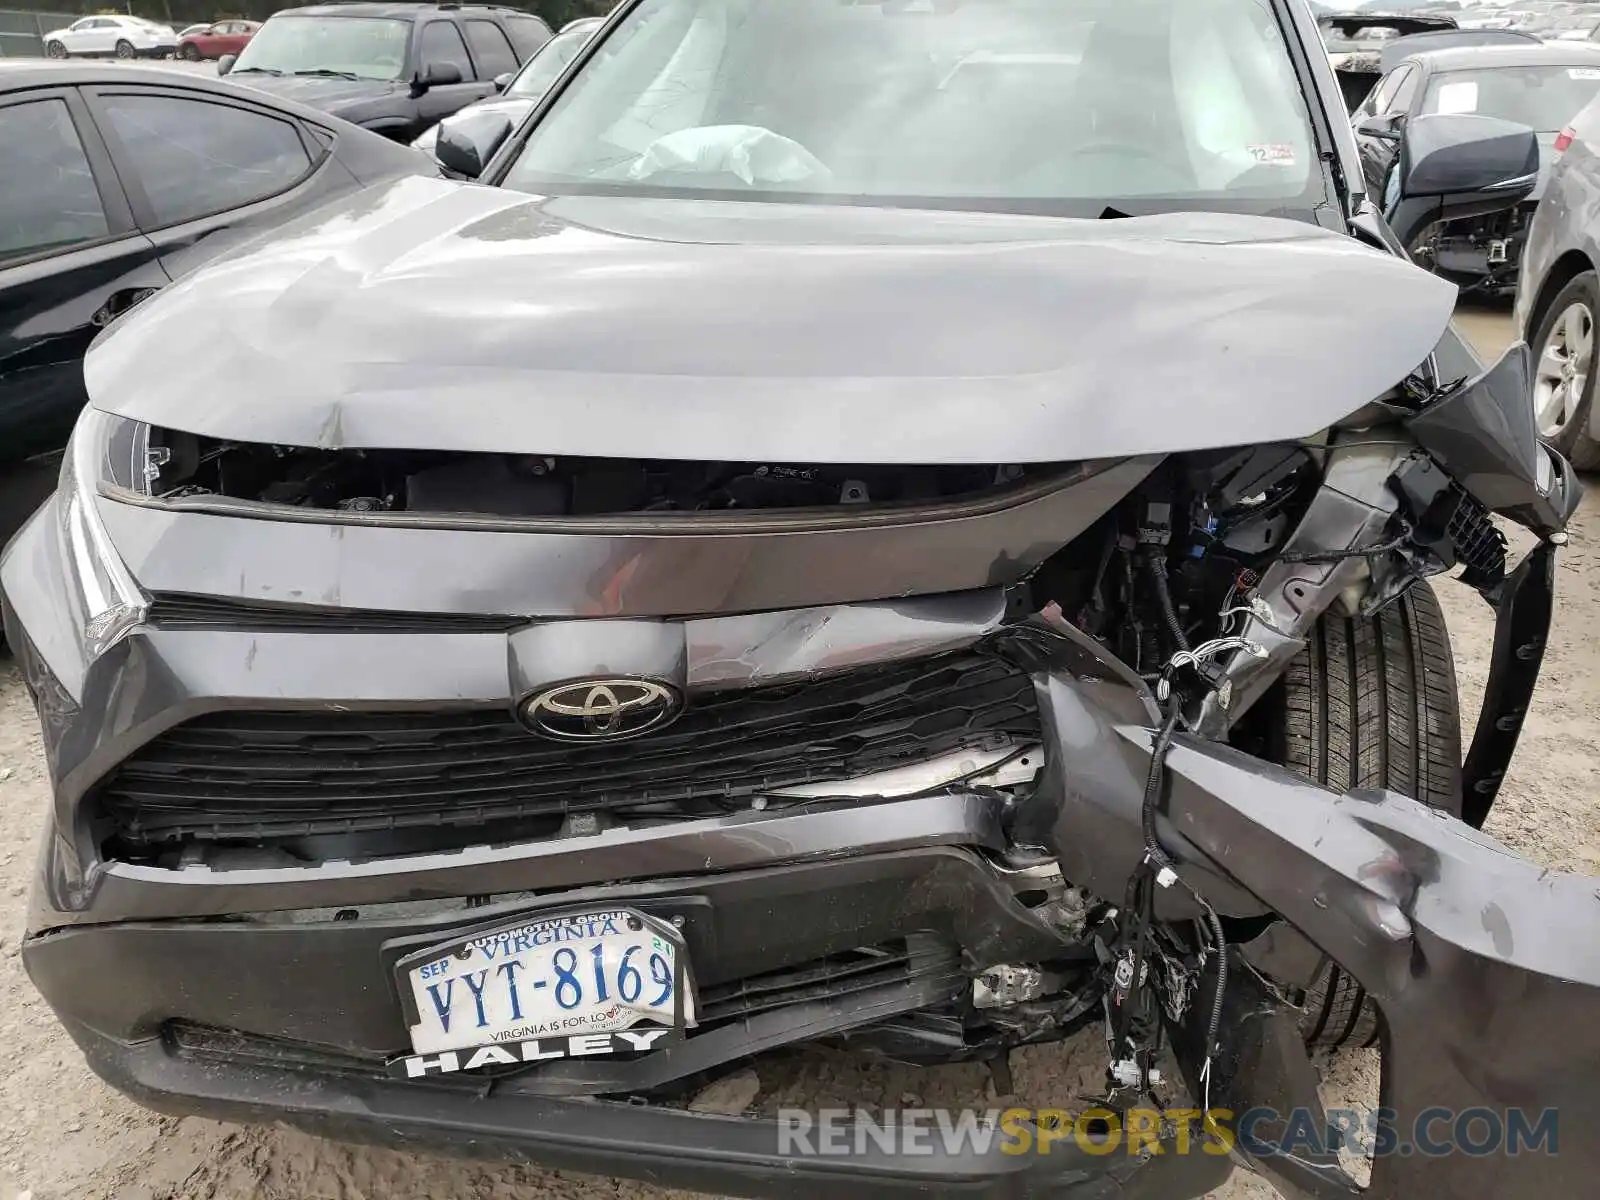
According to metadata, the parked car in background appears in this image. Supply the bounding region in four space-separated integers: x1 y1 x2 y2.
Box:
1515 87 1600 467
219 2 553 142
179 19 260 61
1354 41 1600 292
412 16 599 160
0 60 436 550
42 15 178 60
1542 13 1600 39
1318 13 1458 111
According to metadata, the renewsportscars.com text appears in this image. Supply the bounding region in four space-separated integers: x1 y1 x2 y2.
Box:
776 1106 1560 1158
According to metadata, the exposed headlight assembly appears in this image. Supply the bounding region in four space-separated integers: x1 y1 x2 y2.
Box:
56 409 149 660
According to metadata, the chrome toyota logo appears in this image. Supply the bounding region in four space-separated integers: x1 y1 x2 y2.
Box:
521 679 683 741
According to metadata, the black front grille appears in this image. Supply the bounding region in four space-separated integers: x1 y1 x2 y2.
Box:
97 650 1039 852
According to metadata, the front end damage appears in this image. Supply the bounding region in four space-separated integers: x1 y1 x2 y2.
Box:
3 188 1598 1198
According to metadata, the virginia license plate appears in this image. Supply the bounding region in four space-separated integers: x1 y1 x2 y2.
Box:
390 907 694 1079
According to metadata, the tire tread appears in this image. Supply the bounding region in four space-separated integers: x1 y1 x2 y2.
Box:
1277 582 1460 1049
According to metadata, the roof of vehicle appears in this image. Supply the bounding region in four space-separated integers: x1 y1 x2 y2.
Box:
1404 41 1600 70
271 2 541 16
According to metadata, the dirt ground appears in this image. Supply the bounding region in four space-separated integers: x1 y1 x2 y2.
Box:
0 306 1594 1200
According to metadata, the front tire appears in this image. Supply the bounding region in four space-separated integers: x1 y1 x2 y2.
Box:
1531 269 1600 470
114 38 134 59
45 40 67 59
1269 581 1462 1049
180 42 200 60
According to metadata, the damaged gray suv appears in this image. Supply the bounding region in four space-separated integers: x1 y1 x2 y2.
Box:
4 2 1598 1199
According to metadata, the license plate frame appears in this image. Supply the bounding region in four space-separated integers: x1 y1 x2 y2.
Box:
388 906 695 1079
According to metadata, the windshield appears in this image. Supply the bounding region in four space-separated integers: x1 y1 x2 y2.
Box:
1423 64 1600 131
507 23 595 98
230 15 409 81
499 0 1323 214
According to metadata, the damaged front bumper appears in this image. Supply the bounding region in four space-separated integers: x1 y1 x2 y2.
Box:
63 1012 1234 1200
7 554 1597 1200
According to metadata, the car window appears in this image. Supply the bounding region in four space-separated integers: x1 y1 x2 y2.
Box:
506 13 554 59
0 98 110 263
420 20 474 78
101 95 313 227
1423 64 1600 132
506 24 595 100
465 19 518 77
1385 65 1418 114
503 0 1322 210
1366 65 1409 116
231 15 410 81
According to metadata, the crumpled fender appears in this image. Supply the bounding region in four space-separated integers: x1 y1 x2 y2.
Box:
1152 730 1600 1200
1019 599 1597 1199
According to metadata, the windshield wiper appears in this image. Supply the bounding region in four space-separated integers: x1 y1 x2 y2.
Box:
291 68 363 80
229 66 283 75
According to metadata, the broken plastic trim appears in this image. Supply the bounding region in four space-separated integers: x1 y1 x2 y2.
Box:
102 452 1124 536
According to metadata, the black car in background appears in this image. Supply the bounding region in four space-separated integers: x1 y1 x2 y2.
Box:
411 16 600 160
1354 41 1600 293
0 61 436 549
219 2 553 142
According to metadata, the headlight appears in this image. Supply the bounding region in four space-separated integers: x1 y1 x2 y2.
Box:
56 409 148 660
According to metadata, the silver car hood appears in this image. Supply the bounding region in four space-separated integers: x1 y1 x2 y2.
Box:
86 175 1457 464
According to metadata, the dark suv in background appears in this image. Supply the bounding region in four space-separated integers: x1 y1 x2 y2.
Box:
219 2 552 141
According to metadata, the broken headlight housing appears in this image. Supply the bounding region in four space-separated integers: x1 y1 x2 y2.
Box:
56 409 149 660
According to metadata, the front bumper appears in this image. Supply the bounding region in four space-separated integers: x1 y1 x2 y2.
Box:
67 1016 1231 1199
6 481 1600 1200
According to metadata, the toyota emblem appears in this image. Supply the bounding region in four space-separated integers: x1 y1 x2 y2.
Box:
521 679 683 741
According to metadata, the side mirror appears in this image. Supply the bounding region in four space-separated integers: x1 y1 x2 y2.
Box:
434 110 513 179
1356 112 1404 141
1388 113 1540 253
217 53 236 75
412 60 463 94
493 71 513 92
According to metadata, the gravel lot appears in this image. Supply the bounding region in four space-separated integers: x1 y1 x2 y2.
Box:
0 306 1594 1200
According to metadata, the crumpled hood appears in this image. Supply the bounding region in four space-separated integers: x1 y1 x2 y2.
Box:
225 72 397 113
86 175 1458 464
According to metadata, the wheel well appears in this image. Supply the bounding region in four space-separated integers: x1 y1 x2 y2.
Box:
1528 250 1596 341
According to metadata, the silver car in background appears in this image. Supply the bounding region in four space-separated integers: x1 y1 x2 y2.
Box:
1516 90 1600 467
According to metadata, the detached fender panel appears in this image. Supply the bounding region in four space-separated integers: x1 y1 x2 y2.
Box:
1127 732 1600 1200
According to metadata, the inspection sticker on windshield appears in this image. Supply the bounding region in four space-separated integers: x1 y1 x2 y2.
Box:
1247 144 1297 165
389 908 694 1078
1570 68 1600 80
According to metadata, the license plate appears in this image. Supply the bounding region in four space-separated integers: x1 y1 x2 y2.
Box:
390 907 694 1079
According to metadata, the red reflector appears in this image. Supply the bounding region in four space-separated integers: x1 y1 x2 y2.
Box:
1556 127 1575 153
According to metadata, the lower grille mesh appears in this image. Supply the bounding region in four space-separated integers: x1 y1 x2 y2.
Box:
97 650 1039 851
